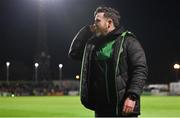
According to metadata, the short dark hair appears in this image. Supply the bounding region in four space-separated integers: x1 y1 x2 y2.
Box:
94 6 120 27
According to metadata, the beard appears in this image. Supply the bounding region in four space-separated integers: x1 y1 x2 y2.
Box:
95 27 108 37
95 32 101 37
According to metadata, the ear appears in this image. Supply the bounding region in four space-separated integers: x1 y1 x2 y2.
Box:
107 19 113 28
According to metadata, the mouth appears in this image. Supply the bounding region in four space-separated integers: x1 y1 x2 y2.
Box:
95 29 102 37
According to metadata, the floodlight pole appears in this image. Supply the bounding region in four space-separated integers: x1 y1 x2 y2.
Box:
174 64 180 81
6 62 10 85
59 64 63 89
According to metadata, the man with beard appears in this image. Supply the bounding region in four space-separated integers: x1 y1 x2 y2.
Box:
69 6 148 117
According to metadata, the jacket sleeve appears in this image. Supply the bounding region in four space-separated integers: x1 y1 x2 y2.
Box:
126 36 148 97
68 25 93 61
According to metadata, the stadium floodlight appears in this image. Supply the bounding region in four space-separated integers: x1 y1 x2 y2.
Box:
6 62 10 85
6 62 10 67
174 64 180 69
59 64 63 69
35 63 39 68
75 75 80 80
38 0 58 4
39 0 50 2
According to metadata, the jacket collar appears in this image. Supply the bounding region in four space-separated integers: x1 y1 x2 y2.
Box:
93 26 125 47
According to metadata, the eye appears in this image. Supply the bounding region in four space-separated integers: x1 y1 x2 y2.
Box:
95 19 100 23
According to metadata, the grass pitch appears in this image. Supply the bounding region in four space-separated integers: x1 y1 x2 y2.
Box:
0 96 180 117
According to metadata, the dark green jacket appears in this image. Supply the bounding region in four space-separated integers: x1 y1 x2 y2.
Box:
68 25 148 115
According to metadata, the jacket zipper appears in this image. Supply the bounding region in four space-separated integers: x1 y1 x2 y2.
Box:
104 61 110 104
115 43 124 115
115 31 127 115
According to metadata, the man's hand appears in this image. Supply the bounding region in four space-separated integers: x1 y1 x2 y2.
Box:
123 97 136 114
89 24 96 33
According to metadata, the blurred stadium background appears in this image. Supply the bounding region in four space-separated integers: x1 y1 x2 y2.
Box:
1 0 180 117
0 80 180 117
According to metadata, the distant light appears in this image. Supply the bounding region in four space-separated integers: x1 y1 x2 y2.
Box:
59 64 63 68
35 63 39 68
174 64 180 69
39 0 58 3
39 0 48 2
37 0 62 8
75 75 80 80
6 62 10 67
11 94 15 97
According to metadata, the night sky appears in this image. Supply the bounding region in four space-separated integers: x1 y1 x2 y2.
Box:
0 0 180 84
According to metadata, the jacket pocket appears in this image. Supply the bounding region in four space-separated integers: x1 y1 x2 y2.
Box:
118 89 126 101
116 74 126 91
